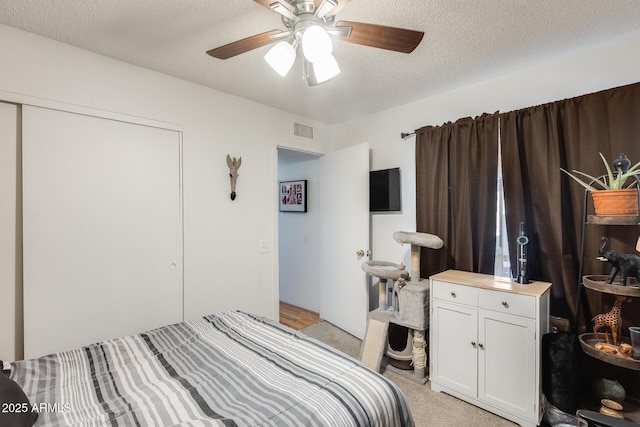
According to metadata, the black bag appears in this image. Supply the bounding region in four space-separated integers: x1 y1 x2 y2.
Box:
0 360 8 375
542 331 582 414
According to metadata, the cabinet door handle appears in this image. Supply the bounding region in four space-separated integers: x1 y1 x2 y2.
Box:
501 301 509 308
471 341 476 347
478 343 484 349
450 291 457 298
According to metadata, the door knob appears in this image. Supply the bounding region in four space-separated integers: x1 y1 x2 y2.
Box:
356 250 371 258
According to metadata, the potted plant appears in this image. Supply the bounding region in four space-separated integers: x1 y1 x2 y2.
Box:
561 153 640 216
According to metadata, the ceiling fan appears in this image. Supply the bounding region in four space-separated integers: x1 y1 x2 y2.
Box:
206 0 424 85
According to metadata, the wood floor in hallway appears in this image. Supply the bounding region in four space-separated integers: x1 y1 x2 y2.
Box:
279 301 321 330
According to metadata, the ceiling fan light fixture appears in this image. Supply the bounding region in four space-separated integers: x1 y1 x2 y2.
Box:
308 54 340 85
264 41 296 77
208 1 425 87
301 24 332 63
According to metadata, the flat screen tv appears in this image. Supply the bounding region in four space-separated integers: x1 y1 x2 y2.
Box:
370 167 401 212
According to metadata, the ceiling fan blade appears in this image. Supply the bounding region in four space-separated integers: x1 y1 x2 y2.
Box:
314 0 350 18
253 0 297 19
253 0 291 11
335 21 424 53
206 29 287 59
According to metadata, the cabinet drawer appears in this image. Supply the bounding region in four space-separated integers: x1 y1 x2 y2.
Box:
432 280 478 306
478 289 535 318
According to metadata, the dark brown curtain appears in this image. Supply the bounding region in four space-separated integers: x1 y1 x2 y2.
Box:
500 82 640 325
416 113 499 278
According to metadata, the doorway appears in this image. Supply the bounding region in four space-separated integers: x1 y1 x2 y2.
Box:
276 142 371 339
277 147 322 321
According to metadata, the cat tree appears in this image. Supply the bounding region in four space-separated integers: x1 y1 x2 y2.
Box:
360 231 443 382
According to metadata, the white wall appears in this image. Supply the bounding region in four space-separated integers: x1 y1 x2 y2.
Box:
327 30 640 274
0 102 21 360
277 153 322 312
0 23 326 348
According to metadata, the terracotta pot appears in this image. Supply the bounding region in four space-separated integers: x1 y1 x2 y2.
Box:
591 189 639 216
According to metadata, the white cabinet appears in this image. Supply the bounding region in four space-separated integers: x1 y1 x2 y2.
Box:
430 270 551 427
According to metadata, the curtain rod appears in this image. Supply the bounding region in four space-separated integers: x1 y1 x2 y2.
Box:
400 132 415 140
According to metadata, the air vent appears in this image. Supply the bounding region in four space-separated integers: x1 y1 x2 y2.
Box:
294 122 314 139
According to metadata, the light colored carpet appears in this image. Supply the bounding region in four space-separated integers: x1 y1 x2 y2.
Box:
302 321 517 427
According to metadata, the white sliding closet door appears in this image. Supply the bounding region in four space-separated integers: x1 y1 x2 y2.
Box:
0 102 20 361
23 106 183 359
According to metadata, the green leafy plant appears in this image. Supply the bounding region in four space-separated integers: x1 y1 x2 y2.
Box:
561 153 640 191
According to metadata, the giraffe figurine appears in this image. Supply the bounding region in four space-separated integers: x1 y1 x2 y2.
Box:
592 295 628 345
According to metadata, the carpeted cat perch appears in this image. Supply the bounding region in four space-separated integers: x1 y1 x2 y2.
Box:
360 231 443 383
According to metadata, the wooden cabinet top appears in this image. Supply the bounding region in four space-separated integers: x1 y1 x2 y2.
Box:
430 269 552 298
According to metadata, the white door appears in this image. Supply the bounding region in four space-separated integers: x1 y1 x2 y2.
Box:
0 102 19 361
23 106 183 358
478 309 536 420
320 142 369 339
431 300 478 396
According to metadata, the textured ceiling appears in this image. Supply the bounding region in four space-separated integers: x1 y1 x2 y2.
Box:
2 1 640 124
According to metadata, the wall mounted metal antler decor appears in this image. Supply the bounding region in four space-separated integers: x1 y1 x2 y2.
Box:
226 154 242 200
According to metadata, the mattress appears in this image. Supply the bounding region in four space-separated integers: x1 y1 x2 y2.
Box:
9 311 414 426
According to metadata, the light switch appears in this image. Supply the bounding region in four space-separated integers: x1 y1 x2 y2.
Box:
259 240 271 253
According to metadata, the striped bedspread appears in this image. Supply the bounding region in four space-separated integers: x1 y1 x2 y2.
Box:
10 311 414 426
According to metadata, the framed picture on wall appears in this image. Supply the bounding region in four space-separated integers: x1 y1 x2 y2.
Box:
279 180 307 212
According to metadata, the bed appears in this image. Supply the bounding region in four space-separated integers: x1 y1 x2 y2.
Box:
3 311 414 426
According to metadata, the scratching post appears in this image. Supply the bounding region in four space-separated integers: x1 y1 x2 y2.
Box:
361 261 407 310
378 278 387 309
360 231 443 382
392 231 443 279
360 317 389 372
411 245 421 279
359 261 407 372
412 329 427 381
392 231 443 380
